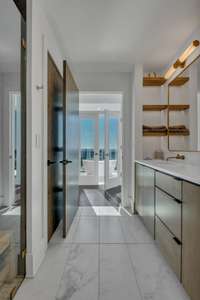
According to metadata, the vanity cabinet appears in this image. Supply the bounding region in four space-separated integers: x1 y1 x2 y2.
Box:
182 181 200 300
135 164 155 238
135 162 200 300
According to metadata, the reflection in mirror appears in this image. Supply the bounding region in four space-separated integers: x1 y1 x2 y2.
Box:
168 55 200 151
0 0 25 298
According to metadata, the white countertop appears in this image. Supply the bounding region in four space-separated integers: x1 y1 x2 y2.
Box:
135 159 200 185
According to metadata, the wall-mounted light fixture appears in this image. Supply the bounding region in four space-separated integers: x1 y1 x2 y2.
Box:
164 64 178 80
164 40 199 80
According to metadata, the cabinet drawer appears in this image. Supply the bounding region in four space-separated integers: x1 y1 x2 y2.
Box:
156 188 182 240
156 217 181 279
156 171 182 200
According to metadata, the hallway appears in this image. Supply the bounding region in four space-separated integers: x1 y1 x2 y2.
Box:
15 190 189 300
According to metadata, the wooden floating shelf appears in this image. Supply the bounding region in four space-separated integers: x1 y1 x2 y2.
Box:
143 131 189 137
143 104 190 111
143 132 167 137
168 131 190 136
143 105 167 111
169 77 189 86
168 104 190 111
143 77 166 87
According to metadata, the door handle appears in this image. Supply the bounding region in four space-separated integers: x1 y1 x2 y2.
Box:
47 160 57 166
60 159 72 165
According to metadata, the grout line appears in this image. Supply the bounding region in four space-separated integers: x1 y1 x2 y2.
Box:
118 216 144 300
98 206 101 300
51 241 155 247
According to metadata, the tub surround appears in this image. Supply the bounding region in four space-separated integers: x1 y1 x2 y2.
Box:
135 159 200 185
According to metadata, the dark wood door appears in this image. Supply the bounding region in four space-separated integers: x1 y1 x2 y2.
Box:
63 61 79 237
47 54 64 241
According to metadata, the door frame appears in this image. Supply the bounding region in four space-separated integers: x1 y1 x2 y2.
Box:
79 110 122 190
79 111 99 186
9 92 21 207
104 110 122 190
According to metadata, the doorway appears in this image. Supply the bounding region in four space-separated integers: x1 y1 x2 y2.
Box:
79 93 122 205
9 92 21 207
47 54 64 241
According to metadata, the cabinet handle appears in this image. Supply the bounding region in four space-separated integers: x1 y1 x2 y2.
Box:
173 198 182 204
173 177 182 181
173 237 182 245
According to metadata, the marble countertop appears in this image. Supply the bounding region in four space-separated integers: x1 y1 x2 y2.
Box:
135 159 200 185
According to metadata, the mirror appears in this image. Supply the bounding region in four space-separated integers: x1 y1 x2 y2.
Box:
168 55 200 151
0 0 26 298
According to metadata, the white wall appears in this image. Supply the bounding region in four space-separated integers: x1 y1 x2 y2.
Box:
0 75 3 206
75 71 133 208
26 0 64 277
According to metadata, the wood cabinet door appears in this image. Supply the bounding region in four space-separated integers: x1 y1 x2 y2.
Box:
156 188 182 241
135 164 155 238
182 181 200 300
135 163 144 216
156 217 181 279
142 166 155 237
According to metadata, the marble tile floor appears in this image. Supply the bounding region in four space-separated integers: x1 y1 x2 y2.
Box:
15 191 190 300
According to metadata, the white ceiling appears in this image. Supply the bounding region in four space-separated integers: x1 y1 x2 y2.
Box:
0 0 21 73
42 0 200 72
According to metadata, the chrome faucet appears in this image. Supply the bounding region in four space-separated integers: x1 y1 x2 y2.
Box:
166 154 185 161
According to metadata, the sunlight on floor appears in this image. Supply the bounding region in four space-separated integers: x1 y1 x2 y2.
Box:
3 206 21 216
92 205 121 216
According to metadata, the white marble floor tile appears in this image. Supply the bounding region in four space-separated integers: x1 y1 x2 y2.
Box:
73 217 99 243
98 206 121 216
78 206 100 217
128 244 190 300
15 245 71 300
84 189 110 206
56 244 99 300
120 216 154 244
15 189 191 300
100 216 125 243
100 244 142 300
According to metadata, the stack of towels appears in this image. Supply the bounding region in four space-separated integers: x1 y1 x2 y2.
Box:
143 125 189 135
143 125 167 134
168 125 190 135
